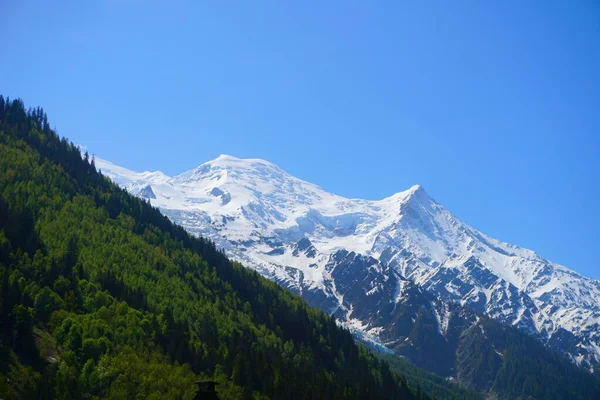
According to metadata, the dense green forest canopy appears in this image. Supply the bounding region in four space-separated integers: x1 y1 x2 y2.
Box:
376 352 483 400
0 96 434 399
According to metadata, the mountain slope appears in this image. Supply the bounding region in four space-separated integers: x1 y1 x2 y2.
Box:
95 153 600 377
0 98 430 399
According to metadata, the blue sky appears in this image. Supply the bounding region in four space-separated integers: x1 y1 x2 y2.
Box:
1 1 599 278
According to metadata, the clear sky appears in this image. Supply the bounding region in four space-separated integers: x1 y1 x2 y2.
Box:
1 1 599 278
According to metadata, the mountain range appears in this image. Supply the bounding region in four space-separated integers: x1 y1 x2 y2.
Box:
2 96 599 398
95 154 600 379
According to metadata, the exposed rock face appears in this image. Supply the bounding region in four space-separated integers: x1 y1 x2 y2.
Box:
132 184 157 199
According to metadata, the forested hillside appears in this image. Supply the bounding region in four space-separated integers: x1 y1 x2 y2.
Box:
0 96 428 399
376 353 483 400
377 311 600 400
359 277 600 400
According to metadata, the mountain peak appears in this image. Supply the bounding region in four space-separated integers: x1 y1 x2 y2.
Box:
215 154 240 161
172 154 285 185
407 184 425 195
206 154 284 171
404 184 436 204
380 184 432 206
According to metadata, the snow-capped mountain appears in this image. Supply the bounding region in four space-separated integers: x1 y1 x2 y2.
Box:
95 154 600 375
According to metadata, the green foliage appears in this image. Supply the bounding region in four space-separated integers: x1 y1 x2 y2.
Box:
34 287 64 322
378 352 484 400
456 317 600 400
0 96 424 399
